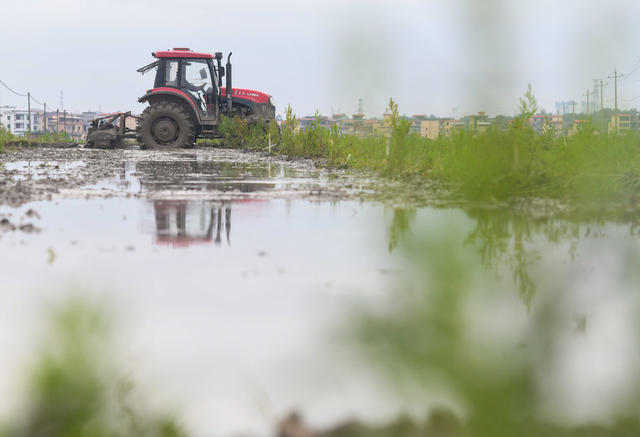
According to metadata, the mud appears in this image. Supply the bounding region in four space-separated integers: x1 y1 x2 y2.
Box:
4 140 81 149
0 207 42 236
0 144 460 217
0 146 391 209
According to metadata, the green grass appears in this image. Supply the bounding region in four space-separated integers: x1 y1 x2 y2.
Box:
1 298 186 437
0 127 15 153
214 92 640 207
347 217 640 437
0 129 78 152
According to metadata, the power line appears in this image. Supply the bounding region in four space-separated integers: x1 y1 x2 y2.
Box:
30 94 44 106
623 56 640 80
0 77 49 110
0 78 28 97
622 65 640 81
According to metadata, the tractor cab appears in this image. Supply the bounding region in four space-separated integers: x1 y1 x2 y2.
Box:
138 48 223 117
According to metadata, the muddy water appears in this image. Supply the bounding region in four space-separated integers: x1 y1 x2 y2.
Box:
1 147 640 436
0 148 406 436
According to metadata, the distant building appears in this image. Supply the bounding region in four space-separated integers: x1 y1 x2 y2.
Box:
420 118 452 139
343 116 378 136
550 114 563 135
529 115 547 134
569 119 588 136
609 113 632 133
298 115 332 131
0 106 43 136
410 114 427 135
476 121 490 134
46 111 84 140
466 112 489 134
0 106 15 131
450 120 465 134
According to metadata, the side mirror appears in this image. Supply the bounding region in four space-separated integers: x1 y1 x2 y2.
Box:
218 66 225 77
199 68 207 79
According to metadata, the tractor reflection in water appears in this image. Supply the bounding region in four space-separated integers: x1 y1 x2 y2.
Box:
152 200 230 247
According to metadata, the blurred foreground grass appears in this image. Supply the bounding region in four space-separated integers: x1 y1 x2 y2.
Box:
1 299 185 437
344 215 640 437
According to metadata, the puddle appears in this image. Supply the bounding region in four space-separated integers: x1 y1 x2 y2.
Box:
0 148 400 435
2 147 640 436
3 160 86 181
0 197 401 436
91 158 328 197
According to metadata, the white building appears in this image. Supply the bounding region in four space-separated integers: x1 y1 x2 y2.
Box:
0 106 44 136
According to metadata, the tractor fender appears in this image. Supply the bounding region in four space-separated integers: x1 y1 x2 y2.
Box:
138 88 201 124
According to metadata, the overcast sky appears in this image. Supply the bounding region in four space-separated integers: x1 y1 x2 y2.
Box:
1 0 639 118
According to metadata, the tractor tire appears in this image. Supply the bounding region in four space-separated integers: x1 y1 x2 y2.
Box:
136 101 196 149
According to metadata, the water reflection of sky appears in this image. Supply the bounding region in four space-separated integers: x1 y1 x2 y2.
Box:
89 158 328 198
0 198 402 436
2 150 640 435
4 160 86 181
1 198 639 435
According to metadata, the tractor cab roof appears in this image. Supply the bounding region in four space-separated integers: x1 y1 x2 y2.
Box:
153 48 213 59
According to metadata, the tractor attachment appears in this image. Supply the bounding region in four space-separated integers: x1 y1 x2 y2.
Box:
86 112 136 149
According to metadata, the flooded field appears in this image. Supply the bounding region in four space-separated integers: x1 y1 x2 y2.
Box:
1 147 640 436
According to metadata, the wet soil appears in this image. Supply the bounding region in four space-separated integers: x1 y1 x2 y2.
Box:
4 140 81 149
0 144 465 217
0 146 384 208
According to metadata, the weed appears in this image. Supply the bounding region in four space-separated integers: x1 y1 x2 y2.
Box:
349 218 640 437
1 298 186 437
202 86 640 207
0 126 16 153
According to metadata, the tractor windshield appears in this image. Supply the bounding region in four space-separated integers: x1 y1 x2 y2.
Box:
181 59 215 114
181 60 213 92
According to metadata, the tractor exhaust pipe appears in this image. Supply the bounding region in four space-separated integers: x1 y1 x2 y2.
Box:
215 52 223 88
226 52 233 115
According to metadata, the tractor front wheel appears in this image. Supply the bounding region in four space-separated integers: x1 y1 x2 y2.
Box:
137 101 196 149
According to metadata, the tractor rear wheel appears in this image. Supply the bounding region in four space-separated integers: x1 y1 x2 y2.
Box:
137 101 196 149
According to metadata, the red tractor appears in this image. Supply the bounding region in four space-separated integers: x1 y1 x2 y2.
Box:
87 48 276 149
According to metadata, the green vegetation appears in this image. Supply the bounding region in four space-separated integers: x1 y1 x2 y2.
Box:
0 126 15 153
349 217 640 437
0 129 76 152
1 298 186 437
35 130 74 143
213 87 640 207
387 204 640 309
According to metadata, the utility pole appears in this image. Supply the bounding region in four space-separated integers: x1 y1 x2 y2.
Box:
599 79 605 132
583 89 590 115
43 103 47 133
63 110 67 136
571 100 576 114
27 92 31 137
56 109 59 132
609 69 623 132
